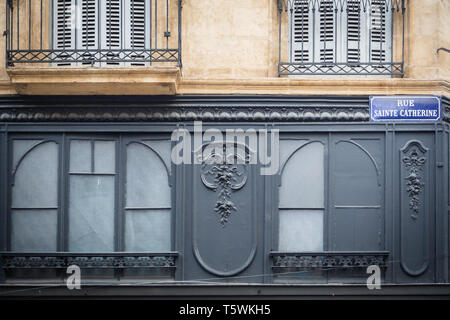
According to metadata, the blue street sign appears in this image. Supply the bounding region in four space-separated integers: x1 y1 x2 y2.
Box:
370 96 441 122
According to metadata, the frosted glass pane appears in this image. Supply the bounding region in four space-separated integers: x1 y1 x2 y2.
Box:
94 141 115 173
279 210 323 252
70 140 91 173
11 210 57 252
279 140 308 173
126 143 171 207
69 175 115 252
12 140 41 170
279 142 324 208
12 141 58 208
143 140 172 173
125 210 171 251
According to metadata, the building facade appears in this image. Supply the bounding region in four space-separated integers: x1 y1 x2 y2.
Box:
0 0 449 298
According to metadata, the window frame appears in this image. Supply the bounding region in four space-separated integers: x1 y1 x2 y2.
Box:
274 134 330 253
279 0 404 77
5 133 175 254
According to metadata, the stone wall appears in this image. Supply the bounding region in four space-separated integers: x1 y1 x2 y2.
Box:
0 0 447 95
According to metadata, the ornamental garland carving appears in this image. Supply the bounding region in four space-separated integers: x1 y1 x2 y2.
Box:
200 147 248 227
401 141 427 220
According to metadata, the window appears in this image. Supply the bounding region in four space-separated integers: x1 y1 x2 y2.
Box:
273 135 387 283
278 140 325 252
11 139 59 252
53 0 150 66
8 135 173 254
124 141 172 252
68 139 116 252
279 0 405 76
5 0 180 66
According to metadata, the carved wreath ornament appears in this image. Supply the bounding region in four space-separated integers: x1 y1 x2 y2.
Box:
200 145 248 227
402 142 427 220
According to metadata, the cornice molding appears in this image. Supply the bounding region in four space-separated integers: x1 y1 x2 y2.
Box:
0 95 447 123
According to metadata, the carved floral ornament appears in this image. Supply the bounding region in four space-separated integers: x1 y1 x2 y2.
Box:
401 141 428 220
199 143 249 227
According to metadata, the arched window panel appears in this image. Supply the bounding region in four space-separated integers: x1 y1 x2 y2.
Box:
125 142 171 252
126 142 171 208
279 142 324 209
279 139 308 172
141 140 172 174
12 140 41 170
11 140 59 252
68 139 116 252
278 141 325 252
334 141 381 206
331 138 383 251
12 141 58 208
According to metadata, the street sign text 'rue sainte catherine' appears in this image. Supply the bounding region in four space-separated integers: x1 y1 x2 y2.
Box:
370 96 441 122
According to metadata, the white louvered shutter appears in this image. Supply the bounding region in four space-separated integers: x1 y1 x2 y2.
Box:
317 0 334 64
79 0 99 65
370 0 392 65
347 0 361 63
101 0 122 65
54 0 150 67
124 0 150 66
53 0 75 66
54 0 98 66
290 0 312 64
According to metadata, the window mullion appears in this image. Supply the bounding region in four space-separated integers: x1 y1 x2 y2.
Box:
58 133 68 252
116 134 125 252
0 130 7 252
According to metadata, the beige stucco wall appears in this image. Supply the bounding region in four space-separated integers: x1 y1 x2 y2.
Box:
0 0 447 95
438 0 450 80
181 0 278 79
405 0 439 79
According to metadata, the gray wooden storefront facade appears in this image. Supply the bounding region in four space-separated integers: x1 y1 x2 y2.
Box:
0 95 449 298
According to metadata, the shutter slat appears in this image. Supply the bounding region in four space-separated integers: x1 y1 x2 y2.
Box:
347 0 361 63
291 0 310 63
125 0 148 66
370 0 391 63
54 0 75 66
80 0 98 65
319 0 334 64
103 0 122 65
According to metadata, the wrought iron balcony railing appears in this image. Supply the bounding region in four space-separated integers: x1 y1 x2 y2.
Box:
278 0 406 76
270 251 390 269
0 252 178 269
5 0 182 66
0 252 178 283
